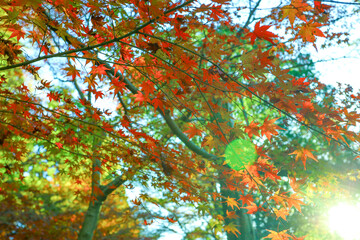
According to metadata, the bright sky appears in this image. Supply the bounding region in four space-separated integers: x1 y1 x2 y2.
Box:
309 15 360 91
256 0 360 91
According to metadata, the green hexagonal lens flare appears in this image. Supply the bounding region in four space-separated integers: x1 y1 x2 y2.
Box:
225 139 257 171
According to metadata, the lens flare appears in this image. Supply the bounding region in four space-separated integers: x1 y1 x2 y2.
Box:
224 139 257 171
328 203 360 240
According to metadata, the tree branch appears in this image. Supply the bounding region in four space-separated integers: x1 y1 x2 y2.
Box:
0 0 196 72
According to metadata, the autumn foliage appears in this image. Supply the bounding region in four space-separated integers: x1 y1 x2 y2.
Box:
0 0 359 239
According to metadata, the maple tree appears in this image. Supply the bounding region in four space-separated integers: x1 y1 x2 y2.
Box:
1 0 360 239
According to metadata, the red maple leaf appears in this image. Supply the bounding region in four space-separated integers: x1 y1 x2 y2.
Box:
143 220 153 225
314 0 331 13
93 89 104 100
94 166 102 174
167 217 177 223
244 121 260 138
8 27 26 41
47 91 61 102
152 98 164 112
109 77 127 95
134 91 146 105
90 64 108 75
175 26 190 40
248 21 278 44
55 142 63 149
184 124 202 139
239 194 254 206
141 80 156 97
132 198 142 205
64 64 80 80
209 5 225 21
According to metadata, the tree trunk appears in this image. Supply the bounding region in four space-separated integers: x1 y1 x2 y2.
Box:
219 179 255 240
213 98 256 240
78 200 103 240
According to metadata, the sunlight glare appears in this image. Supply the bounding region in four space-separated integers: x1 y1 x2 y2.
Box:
328 203 360 240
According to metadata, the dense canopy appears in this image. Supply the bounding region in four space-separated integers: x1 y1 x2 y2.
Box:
1 0 360 239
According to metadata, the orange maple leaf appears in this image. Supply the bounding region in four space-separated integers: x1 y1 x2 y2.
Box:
216 214 224 221
226 210 238 219
226 197 240 210
271 191 287 208
281 0 311 26
244 121 260 139
243 203 258 214
184 124 202 139
289 147 318 169
287 193 305 212
260 117 284 141
298 21 326 42
292 235 307 240
273 208 289 221
289 176 307 192
264 229 292 240
132 198 142 205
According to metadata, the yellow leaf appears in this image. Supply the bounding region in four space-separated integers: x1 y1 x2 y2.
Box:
224 222 241 237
